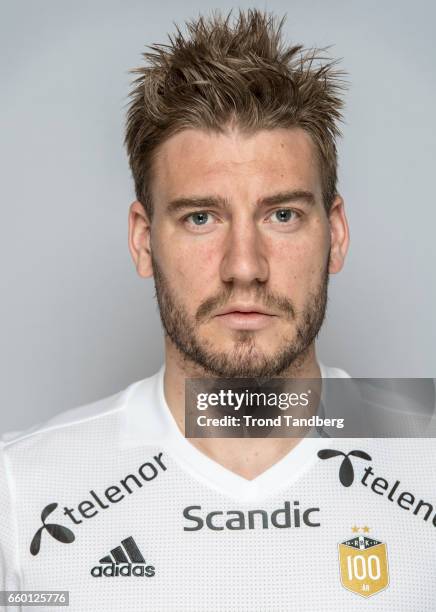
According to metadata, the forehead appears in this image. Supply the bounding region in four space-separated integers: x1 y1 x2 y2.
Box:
151 126 322 203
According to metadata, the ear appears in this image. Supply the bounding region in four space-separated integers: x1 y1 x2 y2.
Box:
128 201 153 278
328 194 350 274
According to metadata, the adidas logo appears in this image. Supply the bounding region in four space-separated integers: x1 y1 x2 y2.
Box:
90 536 155 577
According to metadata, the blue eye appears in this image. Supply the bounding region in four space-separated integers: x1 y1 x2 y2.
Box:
188 212 210 225
270 209 298 223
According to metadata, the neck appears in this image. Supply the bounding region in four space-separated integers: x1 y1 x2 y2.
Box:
162 340 321 480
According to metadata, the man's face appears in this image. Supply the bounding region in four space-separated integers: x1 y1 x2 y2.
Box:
135 126 347 378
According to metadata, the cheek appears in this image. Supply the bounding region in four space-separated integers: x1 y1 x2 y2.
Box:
160 233 220 286
267 227 329 288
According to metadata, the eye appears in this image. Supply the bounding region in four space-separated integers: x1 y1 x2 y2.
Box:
185 211 214 227
268 208 301 223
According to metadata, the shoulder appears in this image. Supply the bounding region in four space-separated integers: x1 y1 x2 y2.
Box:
0 376 147 456
319 362 351 378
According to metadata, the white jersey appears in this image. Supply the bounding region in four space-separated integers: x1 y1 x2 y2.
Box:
1 363 435 611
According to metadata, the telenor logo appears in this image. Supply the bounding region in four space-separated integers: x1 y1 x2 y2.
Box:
91 536 155 578
318 449 372 487
30 503 75 556
29 453 167 556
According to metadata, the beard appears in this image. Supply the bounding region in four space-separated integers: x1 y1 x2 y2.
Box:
151 253 330 379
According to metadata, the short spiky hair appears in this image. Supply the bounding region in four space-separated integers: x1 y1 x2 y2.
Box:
125 9 346 218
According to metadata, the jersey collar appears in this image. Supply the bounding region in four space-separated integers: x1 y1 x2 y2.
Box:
120 362 348 502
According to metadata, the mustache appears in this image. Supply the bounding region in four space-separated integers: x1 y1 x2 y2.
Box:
195 287 296 323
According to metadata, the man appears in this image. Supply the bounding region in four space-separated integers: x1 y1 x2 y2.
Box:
0 9 435 611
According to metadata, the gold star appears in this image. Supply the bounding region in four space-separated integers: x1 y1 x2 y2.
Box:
351 525 359 533
362 526 370 533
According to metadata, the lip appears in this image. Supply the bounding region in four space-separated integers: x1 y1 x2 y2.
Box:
214 307 276 331
215 304 274 316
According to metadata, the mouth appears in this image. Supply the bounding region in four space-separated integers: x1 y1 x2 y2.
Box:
214 309 277 331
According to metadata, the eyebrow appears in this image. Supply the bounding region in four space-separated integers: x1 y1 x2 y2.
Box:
166 189 316 214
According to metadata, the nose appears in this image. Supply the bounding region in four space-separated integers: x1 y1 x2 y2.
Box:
219 216 269 286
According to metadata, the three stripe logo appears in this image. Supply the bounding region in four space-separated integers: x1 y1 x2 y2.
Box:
99 536 145 564
91 536 155 578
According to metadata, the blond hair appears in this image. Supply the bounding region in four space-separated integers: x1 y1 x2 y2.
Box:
125 9 347 218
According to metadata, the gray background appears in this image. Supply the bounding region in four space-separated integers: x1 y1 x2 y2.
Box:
1 0 435 434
